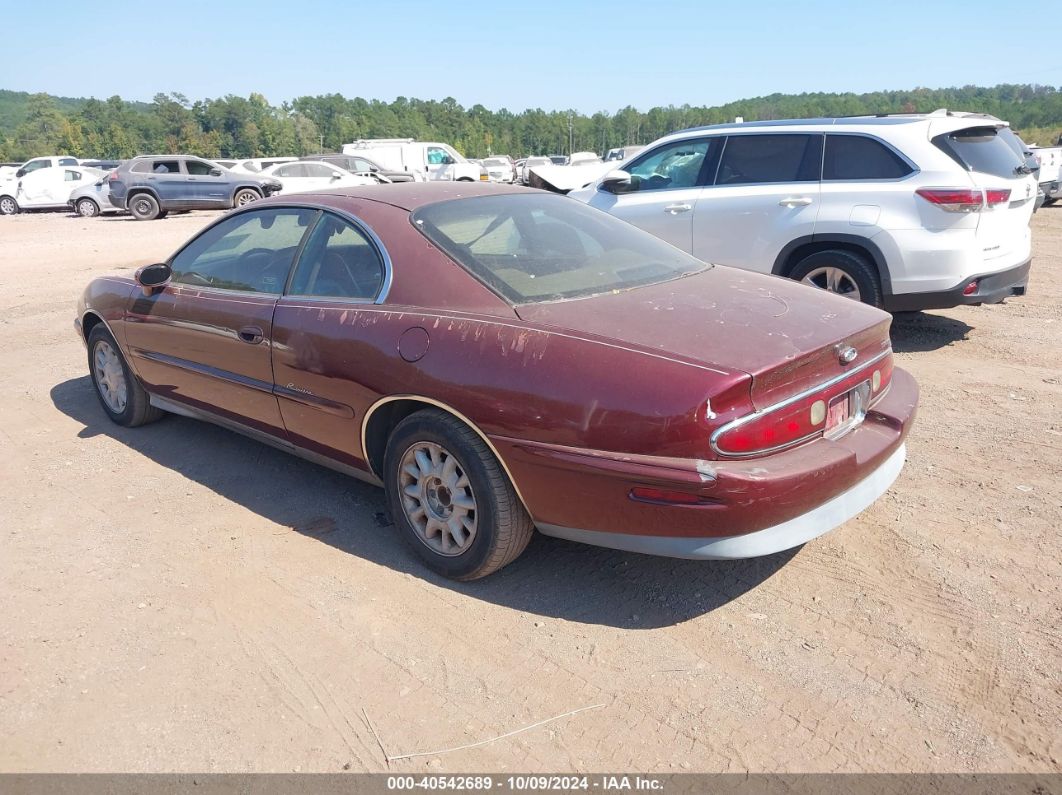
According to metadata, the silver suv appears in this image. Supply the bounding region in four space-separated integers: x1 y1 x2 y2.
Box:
569 111 1036 311
108 155 281 220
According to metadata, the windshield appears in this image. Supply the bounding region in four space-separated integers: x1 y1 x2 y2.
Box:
483 158 509 167
412 193 708 304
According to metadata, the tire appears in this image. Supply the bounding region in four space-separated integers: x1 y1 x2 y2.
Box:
456 177 474 182
233 188 260 208
0 195 18 215
75 198 100 218
384 409 534 580
87 325 164 427
157 210 169 219
788 249 883 308
128 192 160 221
1042 198 1056 207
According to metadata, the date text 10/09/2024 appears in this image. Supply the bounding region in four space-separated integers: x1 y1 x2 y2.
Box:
386 776 666 791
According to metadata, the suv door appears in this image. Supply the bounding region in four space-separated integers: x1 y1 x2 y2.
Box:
583 136 718 252
142 158 186 207
123 207 318 433
184 158 231 206
692 133 822 272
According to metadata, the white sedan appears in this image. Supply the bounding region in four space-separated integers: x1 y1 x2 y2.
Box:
257 161 386 194
0 166 104 215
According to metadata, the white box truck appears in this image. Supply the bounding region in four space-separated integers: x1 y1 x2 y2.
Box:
341 139 485 182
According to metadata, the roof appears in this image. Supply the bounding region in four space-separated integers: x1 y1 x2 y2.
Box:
673 110 1006 136
287 180 537 211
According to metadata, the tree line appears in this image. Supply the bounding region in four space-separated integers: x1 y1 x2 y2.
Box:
2 83 1061 163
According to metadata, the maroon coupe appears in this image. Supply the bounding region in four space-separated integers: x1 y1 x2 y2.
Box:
76 183 918 580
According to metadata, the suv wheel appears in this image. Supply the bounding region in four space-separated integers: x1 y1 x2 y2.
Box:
129 193 160 221
233 188 260 207
789 250 882 308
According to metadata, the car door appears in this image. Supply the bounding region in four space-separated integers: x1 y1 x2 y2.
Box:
271 211 389 467
124 207 319 435
16 168 60 206
583 136 718 253
691 133 822 273
184 158 231 206
426 145 457 180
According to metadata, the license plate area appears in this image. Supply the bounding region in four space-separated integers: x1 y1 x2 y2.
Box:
824 380 872 440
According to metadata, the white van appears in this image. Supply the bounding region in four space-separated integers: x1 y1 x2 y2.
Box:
341 139 483 182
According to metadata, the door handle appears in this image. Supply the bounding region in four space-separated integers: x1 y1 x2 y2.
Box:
779 196 813 207
664 203 692 214
238 325 264 344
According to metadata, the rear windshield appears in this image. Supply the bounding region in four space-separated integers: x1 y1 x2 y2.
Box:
933 126 1026 179
483 158 509 167
412 193 708 304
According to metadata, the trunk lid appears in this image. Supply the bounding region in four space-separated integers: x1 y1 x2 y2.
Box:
516 266 892 410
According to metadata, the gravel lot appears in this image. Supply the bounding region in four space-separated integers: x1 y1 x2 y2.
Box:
0 206 1059 774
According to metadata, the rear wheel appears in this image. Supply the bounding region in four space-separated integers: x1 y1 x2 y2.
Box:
1043 197 1056 207
233 188 260 207
384 409 534 580
129 193 160 221
75 198 100 217
0 195 18 215
87 325 164 427
789 249 882 308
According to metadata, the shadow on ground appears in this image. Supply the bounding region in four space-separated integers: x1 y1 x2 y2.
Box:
890 311 973 353
51 375 795 629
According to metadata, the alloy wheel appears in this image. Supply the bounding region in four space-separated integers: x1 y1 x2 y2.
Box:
800 266 862 301
398 441 478 556
93 340 128 414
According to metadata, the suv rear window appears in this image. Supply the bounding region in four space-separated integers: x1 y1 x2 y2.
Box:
824 135 913 180
716 134 821 185
933 126 1026 179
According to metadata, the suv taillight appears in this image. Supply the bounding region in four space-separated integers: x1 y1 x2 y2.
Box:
916 188 984 212
108 169 119 182
984 188 1012 207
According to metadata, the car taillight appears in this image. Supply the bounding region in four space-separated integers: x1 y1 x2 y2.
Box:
711 353 894 458
108 170 119 182
916 188 984 213
984 188 1011 207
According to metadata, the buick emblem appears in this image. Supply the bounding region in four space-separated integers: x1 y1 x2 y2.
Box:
837 345 858 365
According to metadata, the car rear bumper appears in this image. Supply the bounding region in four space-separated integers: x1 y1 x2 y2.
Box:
492 367 918 559
884 259 1031 312
537 443 906 559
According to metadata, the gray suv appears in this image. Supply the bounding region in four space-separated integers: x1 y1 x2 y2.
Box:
108 155 281 220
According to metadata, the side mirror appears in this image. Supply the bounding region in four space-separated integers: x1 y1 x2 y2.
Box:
600 169 632 194
16 168 26 178
209 168 222 176
134 262 172 295
369 165 379 172
331 171 343 180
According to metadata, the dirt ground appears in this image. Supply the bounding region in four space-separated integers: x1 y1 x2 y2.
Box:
0 206 1059 774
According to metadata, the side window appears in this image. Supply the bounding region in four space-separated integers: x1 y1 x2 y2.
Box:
152 160 181 174
185 159 216 176
427 147 453 165
23 160 48 174
624 139 712 192
353 158 373 172
131 160 152 174
303 163 335 178
824 135 913 180
716 134 820 185
288 214 385 301
59 157 78 166
170 208 318 293
64 170 82 181
274 164 307 178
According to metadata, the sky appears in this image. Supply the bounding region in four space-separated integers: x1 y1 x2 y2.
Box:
6 0 1062 113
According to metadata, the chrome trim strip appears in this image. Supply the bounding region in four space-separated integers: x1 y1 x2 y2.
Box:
709 349 892 458
360 394 534 518
273 384 355 418
130 348 275 395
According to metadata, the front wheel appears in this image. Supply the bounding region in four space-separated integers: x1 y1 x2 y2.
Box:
75 198 100 217
129 193 160 221
233 188 260 207
0 195 18 215
87 325 164 427
384 409 534 580
789 249 883 308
